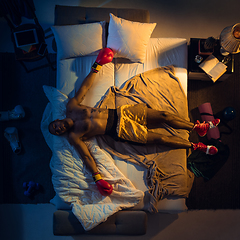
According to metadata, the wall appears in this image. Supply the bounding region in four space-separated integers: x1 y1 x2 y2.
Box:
1 0 240 53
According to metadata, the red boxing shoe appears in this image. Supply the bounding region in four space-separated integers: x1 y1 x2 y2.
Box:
193 119 220 137
192 142 218 155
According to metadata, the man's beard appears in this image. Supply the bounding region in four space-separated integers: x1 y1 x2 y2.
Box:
64 121 69 130
63 120 73 132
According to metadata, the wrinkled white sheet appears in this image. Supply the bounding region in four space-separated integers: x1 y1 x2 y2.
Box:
41 89 144 231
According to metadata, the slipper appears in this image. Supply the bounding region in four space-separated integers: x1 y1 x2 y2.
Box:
0 105 25 121
4 127 21 154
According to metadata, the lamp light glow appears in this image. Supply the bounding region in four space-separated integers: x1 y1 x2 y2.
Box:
220 23 240 54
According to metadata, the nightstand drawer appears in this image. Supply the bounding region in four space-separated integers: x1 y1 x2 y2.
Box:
188 72 232 81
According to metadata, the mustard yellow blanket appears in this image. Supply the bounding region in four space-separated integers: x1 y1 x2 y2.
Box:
96 66 194 212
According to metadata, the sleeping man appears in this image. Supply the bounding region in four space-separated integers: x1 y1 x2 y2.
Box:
48 48 220 196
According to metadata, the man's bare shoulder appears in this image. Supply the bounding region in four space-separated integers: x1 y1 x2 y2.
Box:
66 97 78 109
67 98 89 109
68 131 84 145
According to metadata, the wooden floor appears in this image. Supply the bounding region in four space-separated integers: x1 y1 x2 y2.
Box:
0 53 56 204
186 53 240 209
1 52 240 209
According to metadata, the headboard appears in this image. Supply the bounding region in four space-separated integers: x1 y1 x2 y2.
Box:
54 5 150 25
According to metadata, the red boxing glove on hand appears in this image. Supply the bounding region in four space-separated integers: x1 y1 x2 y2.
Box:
93 172 113 196
91 48 114 73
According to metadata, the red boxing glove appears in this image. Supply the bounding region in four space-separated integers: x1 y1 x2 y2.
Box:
91 48 114 73
93 172 113 196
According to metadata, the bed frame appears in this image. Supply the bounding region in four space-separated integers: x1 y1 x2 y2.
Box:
54 5 150 25
48 5 193 236
52 5 151 236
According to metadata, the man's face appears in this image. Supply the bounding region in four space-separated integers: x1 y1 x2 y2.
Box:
49 119 70 135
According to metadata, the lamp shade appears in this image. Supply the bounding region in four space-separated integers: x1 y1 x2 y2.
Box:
220 23 240 54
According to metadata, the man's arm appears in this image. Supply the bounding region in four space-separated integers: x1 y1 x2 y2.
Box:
71 71 97 104
69 132 98 174
69 132 113 196
69 48 114 105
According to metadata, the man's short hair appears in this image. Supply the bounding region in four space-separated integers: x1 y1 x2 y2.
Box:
48 119 57 134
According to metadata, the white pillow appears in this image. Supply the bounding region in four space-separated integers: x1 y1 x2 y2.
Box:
43 85 68 120
107 13 156 63
51 22 105 60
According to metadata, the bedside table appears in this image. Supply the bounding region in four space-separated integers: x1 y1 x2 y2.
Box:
188 38 234 81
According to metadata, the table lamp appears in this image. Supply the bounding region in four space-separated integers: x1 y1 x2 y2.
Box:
220 23 240 55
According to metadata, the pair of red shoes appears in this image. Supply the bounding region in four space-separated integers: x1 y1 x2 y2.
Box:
192 119 220 155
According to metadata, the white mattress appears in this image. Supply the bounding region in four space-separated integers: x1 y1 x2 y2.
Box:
57 38 188 99
114 38 188 94
56 38 188 212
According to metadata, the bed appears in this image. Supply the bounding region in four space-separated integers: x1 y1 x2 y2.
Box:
41 5 194 235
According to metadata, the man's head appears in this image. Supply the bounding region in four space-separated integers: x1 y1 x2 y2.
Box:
48 119 72 136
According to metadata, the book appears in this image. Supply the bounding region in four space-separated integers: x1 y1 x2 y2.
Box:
21 45 37 54
199 55 227 82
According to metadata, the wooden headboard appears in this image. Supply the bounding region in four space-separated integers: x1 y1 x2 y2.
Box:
54 5 150 25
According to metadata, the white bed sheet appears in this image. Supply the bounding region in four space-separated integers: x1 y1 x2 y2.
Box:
114 38 188 94
57 38 188 99
56 55 115 107
55 38 188 213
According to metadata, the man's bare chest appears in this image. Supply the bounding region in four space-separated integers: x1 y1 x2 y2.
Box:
66 106 90 121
